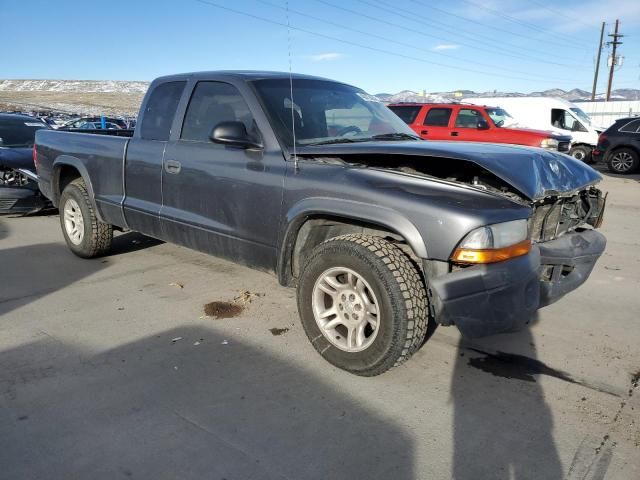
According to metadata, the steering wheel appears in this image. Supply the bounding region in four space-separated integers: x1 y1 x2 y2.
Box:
494 119 504 127
336 125 362 137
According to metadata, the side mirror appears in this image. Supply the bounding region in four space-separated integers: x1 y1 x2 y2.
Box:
210 121 263 150
477 120 490 130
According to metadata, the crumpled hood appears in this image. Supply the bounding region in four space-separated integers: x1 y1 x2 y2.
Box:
297 141 601 201
0 147 34 171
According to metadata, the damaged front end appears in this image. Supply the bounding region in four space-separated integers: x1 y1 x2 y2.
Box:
0 168 48 215
428 182 607 337
530 187 606 242
296 142 607 337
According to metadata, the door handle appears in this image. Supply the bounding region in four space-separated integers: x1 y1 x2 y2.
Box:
451 131 459 137
421 130 429 135
165 160 181 174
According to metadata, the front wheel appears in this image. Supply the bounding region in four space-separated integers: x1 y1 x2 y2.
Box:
297 234 429 376
59 178 113 258
569 145 593 163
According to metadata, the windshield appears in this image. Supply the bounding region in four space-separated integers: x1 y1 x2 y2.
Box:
484 107 514 128
0 117 48 148
570 107 592 125
252 78 418 147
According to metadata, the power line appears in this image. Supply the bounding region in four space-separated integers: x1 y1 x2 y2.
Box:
459 0 589 50
355 0 588 69
193 0 588 87
524 0 598 29
254 0 582 81
408 0 585 52
315 0 584 70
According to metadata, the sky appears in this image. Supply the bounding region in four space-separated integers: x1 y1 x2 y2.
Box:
1 0 639 94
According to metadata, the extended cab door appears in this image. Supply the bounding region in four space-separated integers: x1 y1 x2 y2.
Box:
123 80 186 238
419 106 454 140
160 80 285 271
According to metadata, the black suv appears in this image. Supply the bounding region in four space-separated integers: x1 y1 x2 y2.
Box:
594 117 640 174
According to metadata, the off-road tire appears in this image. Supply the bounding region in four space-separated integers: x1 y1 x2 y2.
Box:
297 234 429 376
607 147 639 174
59 178 113 258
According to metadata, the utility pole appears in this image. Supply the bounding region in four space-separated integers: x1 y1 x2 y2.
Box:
606 19 623 101
591 22 605 101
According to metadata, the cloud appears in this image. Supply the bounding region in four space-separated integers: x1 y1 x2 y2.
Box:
309 52 344 62
432 44 461 51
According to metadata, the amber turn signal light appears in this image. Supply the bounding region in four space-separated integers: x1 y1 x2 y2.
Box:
451 240 532 264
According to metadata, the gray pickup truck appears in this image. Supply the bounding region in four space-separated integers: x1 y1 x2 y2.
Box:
35 71 607 376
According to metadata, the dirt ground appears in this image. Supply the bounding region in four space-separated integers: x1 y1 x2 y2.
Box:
0 91 143 116
0 166 638 479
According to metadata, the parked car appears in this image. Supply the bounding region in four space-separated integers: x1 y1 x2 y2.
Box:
35 71 606 376
0 113 50 214
593 116 640 174
388 102 571 152
464 97 601 162
76 121 122 130
61 117 126 129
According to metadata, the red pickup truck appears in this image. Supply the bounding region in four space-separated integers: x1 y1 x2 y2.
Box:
388 103 571 153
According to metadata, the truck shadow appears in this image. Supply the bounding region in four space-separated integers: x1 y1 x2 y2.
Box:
0 243 108 318
450 319 563 479
109 231 163 256
0 231 162 318
0 326 414 480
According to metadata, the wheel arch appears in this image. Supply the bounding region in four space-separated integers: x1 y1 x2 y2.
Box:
52 157 102 221
606 145 640 171
277 198 428 287
607 144 640 157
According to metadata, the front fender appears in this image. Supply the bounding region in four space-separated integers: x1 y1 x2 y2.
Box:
277 197 428 285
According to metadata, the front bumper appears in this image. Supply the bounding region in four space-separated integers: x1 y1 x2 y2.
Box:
427 230 606 337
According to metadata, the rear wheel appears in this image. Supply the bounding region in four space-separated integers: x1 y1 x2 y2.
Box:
297 234 429 376
59 178 113 258
569 145 593 163
607 148 639 174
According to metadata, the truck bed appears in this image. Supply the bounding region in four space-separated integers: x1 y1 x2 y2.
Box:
35 129 130 227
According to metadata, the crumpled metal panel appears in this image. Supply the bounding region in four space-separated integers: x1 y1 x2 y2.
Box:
296 141 603 201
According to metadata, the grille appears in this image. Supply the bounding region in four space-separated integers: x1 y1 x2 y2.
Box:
558 141 570 153
530 188 605 242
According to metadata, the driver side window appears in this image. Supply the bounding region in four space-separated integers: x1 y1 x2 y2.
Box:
454 109 481 128
551 109 585 132
181 81 253 143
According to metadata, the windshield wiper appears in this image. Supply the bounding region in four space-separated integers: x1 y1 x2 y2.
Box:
369 133 421 141
304 138 362 146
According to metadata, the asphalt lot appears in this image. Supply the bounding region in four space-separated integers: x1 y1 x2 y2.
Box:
1 167 639 480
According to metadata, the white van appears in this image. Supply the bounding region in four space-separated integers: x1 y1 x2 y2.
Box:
463 97 601 162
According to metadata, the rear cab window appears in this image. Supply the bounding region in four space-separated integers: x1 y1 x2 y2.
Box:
388 105 422 124
423 107 452 126
140 81 186 141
